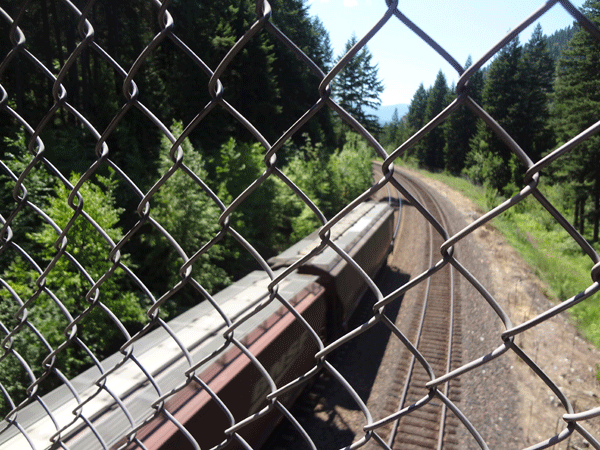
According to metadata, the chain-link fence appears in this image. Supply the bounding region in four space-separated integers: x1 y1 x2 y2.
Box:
1 1 600 449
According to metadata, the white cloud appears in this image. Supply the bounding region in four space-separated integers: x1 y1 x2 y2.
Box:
343 0 358 7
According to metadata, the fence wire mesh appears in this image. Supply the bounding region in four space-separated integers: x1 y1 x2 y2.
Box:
1 1 600 449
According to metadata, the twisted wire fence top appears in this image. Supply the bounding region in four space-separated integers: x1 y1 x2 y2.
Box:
0 1 599 449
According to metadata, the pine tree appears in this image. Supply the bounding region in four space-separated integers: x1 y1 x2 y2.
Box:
443 56 484 174
0 171 146 414
553 0 600 241
468 37 523 192
140 122 230 317
332 34 384 134
389 107 400 142
520 24 555 162
419 70 449 169
266 0 336 150
406 83 429 160
546 25 576 61
406 83 428 133
380 107 401 149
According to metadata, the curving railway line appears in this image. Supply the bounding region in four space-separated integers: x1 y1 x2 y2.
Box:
380 170 462 450
0 166 468 450
266 167 464 450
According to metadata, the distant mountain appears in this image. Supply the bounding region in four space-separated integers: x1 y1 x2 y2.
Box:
365 103 409 125
545 25 576 61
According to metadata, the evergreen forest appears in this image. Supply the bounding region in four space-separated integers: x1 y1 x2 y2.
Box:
0 0 385 415
380 9 600 245
1 0 600 419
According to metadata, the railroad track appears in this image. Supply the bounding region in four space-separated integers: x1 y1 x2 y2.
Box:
379 170 463 450
265 167 464 450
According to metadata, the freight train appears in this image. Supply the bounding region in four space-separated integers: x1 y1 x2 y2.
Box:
0 199 397 450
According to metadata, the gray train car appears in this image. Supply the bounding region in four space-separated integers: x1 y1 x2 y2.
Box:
0 200 395 450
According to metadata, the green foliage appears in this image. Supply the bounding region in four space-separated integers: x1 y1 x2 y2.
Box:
443 56 484 175
0 172 146 416
215 137 291 255
279 135 333 241
277 132 374 241
519 24 555 162
402 24 571 184
274 172 322 243
418 71 450 169
329 133 375 205
379 107 409 151
0 133 56 273
265 1 336 148
332 34 384 135
545 25 576 61
552 0 600 242
406 83 428 132
416 168 600 349
467 37 523 192
462 29 555 194
140 122 230 316
2 0 336 185
462 148 505 189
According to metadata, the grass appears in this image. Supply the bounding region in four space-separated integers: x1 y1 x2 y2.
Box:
405 165 600 349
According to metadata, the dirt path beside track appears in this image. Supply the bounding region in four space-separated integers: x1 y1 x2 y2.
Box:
407 168 600 449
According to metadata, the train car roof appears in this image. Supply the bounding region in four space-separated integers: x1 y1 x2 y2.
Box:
268 200 393 271
0 270 319 450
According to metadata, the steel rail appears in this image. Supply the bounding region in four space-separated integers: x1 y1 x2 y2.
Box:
386 171 457 450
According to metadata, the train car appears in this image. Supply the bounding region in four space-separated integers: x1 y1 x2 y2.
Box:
0 200 395 450
270 201 395 336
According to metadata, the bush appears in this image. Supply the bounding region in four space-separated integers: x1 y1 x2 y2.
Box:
0 171 146 416
140 122 230 316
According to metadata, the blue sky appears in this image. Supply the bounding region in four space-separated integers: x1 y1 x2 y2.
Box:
307 0 586 105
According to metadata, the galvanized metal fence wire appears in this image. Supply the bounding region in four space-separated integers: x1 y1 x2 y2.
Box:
0 1 599 449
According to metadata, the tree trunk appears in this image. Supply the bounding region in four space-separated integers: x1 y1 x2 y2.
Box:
579 196 586 237
64 20 79 115
593 174 599 242
50 0 67 123
81 49 90 116
574 198 579 232
104 0 121 97
41 0 53 109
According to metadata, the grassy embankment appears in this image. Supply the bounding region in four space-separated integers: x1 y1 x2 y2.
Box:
402 164 600 349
